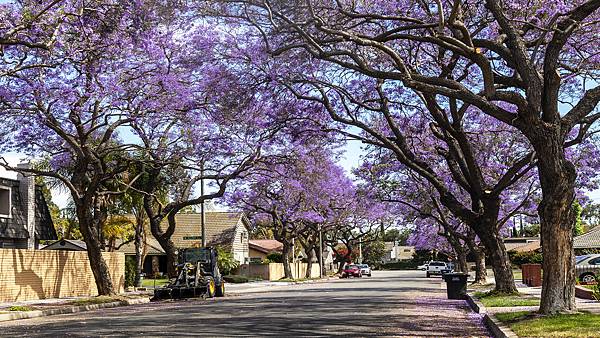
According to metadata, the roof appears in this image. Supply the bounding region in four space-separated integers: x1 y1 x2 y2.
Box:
41 239 87 251
170 211 248 249
249 239 283 254
504 238 540 251
117 236 166 255
509 241 541 253
574 227 600 249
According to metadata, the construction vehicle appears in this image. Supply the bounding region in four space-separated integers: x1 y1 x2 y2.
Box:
152 247 225 300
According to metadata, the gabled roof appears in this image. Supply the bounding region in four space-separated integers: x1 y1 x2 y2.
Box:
249 239 283 254
510 241 541 253
574 227 600 249
170 211 248 249
41 239 87 251
117 236 166 255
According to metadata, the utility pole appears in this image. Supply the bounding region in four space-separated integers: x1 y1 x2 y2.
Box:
200 162 206 247
319 227 323 278
358 239 363 264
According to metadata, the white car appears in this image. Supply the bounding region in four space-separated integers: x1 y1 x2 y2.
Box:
426 261 453 277
357 264 372 277
417 262 429 271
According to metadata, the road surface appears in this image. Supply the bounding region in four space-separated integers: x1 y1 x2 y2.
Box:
0 270 490 337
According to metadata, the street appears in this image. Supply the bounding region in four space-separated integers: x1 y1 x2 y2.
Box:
0 271 490 337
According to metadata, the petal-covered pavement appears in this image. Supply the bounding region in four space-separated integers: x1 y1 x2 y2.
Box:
0 271 490 337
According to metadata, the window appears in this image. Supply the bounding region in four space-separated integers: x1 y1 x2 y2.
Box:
589 257 600 265
0 187 10 218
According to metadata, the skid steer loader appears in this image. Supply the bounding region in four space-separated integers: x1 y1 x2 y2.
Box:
152 247 225 300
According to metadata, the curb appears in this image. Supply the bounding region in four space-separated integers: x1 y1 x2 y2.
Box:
465 293 519 338
483 313 519 338
0 297 150 322
465 293 487 314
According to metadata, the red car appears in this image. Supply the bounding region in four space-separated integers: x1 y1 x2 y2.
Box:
341 264 363 278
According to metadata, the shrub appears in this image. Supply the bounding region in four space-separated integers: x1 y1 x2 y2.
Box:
223 275 249 283
217 246 240 275
9 306 34 312
508 250 542 267
124 256 136 288
381 260 418 270
266 252 283 263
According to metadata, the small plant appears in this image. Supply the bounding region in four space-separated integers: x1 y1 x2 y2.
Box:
266 252 283 263
8 305 34 312
593 276 600 301
124 256 136 288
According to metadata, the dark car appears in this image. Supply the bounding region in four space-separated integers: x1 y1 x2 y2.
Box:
341 264 362 278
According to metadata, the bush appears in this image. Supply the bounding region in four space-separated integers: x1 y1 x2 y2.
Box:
217 246 240 275
266 252 283 263
124 256 136 288
223 275 249 283
508 250 542 267
381 260 418 270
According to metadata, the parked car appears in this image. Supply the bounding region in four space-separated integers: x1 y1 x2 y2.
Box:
426 261 453 278
417 262 429 271
576 254 600 284
357 264 372 277
341 264 362 278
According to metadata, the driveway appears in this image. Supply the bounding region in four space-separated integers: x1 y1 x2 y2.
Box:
0 270 489 337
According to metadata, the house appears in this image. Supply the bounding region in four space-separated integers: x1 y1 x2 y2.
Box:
116 236 168 276
171 211 250 264
117 211 251 275
41 239 87 251
249 239 283 262
0 166 57 249
383 242 415 262
574 226 600 252
504 237 540 252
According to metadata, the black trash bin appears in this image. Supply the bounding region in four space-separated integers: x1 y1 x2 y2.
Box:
443 273 469 300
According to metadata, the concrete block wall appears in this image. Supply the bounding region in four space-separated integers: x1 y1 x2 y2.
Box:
0 249 124 302
238 263 321 280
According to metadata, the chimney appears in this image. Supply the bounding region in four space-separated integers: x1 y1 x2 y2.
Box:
17 163 36 249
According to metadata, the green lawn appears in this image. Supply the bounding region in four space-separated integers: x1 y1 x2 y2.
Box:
473 291 539 307
141 278 169 288
495 311 600 337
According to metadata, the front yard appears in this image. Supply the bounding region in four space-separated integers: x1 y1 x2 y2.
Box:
473 291 539 307
495 311 600 338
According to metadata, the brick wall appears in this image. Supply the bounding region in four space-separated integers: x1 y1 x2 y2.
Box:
0 249 124 302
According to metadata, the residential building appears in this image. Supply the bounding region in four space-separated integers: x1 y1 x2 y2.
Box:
574 226 600 252
117 211 250 275
249 239 283 262
0 167 56 249
383 242 415 262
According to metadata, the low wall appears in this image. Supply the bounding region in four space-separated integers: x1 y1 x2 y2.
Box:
0 249 125 302
238 263 321 280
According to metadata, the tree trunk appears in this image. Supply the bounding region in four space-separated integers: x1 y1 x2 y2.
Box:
534 135 577 314
305 248 314 279
456 247 468 274
76 206 115 295
282 241 293 279
472 246 488 285
445 233 468 273
478 230 516 293
134 217 147 287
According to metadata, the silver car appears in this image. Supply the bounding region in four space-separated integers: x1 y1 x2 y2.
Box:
357 264 372 277
576 254 600 284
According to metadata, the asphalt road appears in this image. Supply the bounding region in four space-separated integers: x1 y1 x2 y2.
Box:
0 270 490 337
